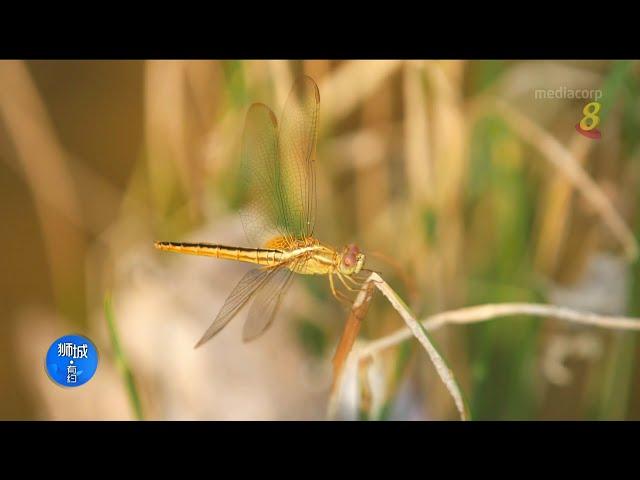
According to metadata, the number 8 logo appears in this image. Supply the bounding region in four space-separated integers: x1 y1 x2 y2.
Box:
580 102 601 131
575 101 602 140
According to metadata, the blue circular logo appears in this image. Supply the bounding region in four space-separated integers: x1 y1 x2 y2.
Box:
46 334 99 387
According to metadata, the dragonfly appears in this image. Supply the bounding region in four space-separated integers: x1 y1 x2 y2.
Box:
155 76 368 347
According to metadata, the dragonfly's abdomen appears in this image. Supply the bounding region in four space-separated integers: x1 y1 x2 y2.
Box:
154 241 285 267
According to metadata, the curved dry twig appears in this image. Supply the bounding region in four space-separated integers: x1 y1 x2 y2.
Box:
329 272 469 421
359 302 640 362
326 280 376 420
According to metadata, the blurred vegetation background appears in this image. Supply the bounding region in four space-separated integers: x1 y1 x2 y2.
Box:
1 60 639 420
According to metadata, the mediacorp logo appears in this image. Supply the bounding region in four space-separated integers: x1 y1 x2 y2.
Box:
575 101 602 140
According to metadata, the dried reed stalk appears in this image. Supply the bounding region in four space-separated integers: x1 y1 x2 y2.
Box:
329 272 469 421
359 302 640 362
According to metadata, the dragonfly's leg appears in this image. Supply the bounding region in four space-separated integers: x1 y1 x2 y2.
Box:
329 274 353 306
352 269 383 286
336 273 361 292
329 272 339 298
341 273 364 288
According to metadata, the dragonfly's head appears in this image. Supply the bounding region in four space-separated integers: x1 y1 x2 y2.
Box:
338 243 365 275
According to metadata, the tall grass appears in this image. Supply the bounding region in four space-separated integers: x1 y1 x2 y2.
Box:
104 294 144 420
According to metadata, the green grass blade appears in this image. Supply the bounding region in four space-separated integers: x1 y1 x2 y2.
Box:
104 294 144 420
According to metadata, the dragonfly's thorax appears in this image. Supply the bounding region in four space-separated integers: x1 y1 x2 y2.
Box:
280 240 365 276
278 238 336 275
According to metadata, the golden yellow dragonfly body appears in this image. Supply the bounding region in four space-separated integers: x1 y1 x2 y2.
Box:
155 76 366 347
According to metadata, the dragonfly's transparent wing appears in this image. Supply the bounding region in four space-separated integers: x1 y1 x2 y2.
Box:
194 266 280 348
242 264 296 342
239 77 320 246
278 75 320 240
239 103 289 246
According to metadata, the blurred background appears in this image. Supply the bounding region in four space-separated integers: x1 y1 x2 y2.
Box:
1 60 639 420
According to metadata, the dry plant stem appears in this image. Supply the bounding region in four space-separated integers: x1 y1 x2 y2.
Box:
268 61 294 108
367 273 469 421
328 273 468 420
331 281 375 391
360 302 640 362
0 60 86 314
0 61 81 225
319 60 402 128
403 61 433 204
492 98 639 261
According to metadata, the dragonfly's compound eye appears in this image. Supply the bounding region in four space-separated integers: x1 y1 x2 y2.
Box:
341 244 361 272
343 253 355 267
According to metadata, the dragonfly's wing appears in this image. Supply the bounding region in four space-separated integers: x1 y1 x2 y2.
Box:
194 266 280 348
278 76 320 240
240 77 320 246
239 103 290 246
242 264 296 342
